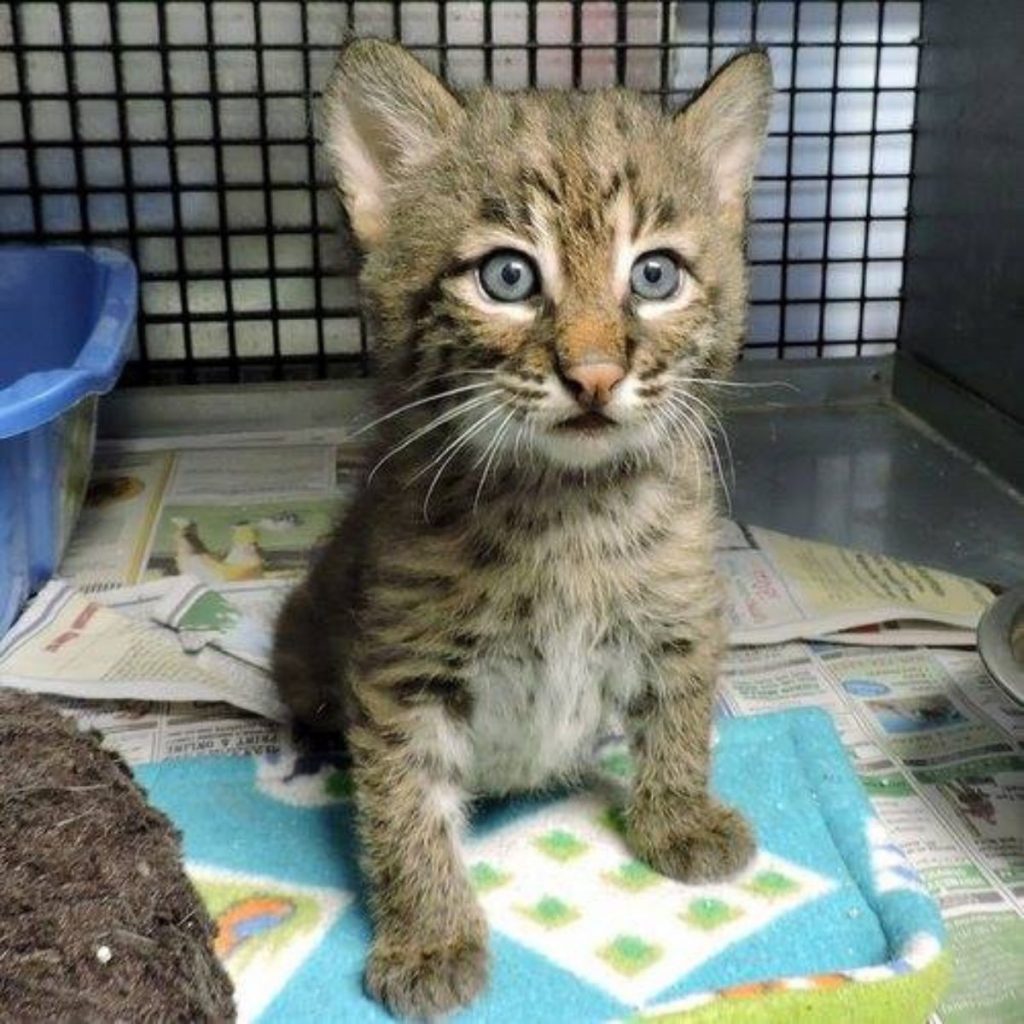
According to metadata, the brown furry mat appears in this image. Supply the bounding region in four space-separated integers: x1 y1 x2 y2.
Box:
0 690 235 1022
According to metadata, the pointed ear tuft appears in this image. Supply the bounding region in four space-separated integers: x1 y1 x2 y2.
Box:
676 50 774 219
321 39 463 248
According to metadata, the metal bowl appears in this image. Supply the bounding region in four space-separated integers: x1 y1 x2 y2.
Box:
977 584 1024 705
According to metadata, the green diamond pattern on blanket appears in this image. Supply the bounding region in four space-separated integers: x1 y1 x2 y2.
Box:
605 859 662 893
742 870 801 899
600 936 665 977
518 895 581 930
466 791 833 1005
469 861 512 893
534 828 590 862
134 709 950 1023
683 898 744 931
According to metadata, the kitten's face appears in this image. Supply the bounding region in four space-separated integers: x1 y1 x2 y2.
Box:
324 42 772 472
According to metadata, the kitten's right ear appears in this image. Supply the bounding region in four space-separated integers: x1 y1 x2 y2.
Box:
675 49 773 225
321 39 463 248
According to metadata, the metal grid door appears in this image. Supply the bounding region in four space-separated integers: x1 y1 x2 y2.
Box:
0 2 921 384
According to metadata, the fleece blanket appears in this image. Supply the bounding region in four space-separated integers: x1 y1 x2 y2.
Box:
135 709 949 1022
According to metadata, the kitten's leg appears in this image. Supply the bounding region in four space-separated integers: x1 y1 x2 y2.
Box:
624 636 755 883
272 582 348 740
351 689 487 1018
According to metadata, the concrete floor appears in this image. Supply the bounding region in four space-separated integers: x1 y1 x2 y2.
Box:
726 402 1024 586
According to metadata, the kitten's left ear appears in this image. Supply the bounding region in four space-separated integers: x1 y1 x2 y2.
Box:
675 50 774 221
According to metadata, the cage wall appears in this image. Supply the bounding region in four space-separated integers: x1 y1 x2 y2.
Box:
0 2 921 384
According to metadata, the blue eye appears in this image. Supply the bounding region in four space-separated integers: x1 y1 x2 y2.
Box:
630 251 683 301
478 250 539 302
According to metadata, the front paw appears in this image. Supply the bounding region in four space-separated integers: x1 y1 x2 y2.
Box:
365 925 489 1020
627 796 756 884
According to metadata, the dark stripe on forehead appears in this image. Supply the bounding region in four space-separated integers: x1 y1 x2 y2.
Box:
567 203 602 237
623 158 640 190
631 197 650 240
654 195 679 229
517 166 562 206
601 170 625 204
479 193 517 227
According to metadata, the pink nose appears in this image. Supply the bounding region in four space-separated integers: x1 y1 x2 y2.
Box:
563 362 626 409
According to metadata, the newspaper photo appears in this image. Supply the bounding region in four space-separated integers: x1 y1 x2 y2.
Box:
58 449 174 591
58 440 358 594
152 576 289 670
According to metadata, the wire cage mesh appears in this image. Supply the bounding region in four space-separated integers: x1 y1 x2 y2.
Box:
0 2 921 384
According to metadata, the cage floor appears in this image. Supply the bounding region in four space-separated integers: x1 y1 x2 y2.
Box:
102 383 1024 587
728 402 1024 587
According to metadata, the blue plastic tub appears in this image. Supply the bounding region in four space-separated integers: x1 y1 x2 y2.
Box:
0 247 137 635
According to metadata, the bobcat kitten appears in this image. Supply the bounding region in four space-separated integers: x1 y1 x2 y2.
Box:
274 39 772 1019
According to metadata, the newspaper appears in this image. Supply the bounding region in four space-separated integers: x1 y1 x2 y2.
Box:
717 522 993 647
718 642 1024 1022
47 695 285 766
0 437 353 751
59 440 358 594
0 579 287 722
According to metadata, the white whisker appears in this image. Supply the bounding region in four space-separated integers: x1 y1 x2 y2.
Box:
659 397 708 505
664 394 731 513
418 404 509 520
659 403 703 501
347 381 495 439
647 408 678 479
668 386 735 490
367 391 499 484
401 368 497 394
512 419 526 469
672 376 798 392
473 409 517 512
413 402 504 483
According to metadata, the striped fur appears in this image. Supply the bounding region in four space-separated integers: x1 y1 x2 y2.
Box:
273 38 772 1018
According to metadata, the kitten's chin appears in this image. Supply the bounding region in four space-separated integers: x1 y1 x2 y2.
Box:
531 424 643 470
